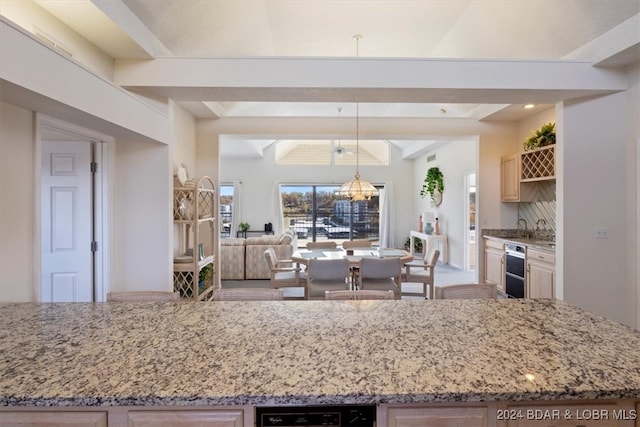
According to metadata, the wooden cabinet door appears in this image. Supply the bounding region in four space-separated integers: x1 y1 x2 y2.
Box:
485 248 504 292
125 409 245 427
501 154 520 202
387 406 488 427
526 249 555 299
0 411 107 426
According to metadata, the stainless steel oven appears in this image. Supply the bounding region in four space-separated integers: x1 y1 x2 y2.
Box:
505 243 526 298
256 405 376 427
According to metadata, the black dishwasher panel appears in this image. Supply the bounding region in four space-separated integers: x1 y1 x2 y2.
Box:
256 404 376 427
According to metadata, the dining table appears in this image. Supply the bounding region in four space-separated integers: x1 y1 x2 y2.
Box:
291 247 414 290
291 247 414 267
291 247 414 268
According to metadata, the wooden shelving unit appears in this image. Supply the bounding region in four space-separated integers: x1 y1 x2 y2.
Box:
173 176 216 300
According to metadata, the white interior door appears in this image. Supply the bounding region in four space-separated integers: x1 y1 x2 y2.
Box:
41 140 93 302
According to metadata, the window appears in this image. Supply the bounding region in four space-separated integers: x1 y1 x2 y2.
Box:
219 185 233 237
281 185 380 246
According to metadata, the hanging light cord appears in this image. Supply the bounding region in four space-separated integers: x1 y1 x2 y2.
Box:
355 102 359 173
354 34 362 176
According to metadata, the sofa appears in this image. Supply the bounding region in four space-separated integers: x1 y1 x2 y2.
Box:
221 229 298 280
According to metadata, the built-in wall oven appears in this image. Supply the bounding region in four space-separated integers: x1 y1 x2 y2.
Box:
505 243 526 298
256 404 376 427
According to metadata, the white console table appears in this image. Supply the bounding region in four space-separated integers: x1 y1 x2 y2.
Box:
409 230 448 264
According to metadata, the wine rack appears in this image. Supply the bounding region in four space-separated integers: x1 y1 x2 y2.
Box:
521 145 555 181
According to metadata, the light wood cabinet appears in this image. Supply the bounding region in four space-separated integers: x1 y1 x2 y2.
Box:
502 146 556 203
0 411 107 426
123 409 245 427
501 154 520 202
484 239 505 293
386 405 489 427
526 248 555 299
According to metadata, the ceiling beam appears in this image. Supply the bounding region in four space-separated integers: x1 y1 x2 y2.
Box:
91 0 171 57
114 57 628 105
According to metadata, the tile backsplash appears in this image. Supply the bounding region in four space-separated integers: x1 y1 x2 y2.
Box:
518 181 556 237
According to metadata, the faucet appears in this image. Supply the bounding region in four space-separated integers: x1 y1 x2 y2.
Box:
517 218 528 232
536 218 547 230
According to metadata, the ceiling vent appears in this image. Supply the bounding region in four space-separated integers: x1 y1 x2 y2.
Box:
33 27 73 58
427 154 437 163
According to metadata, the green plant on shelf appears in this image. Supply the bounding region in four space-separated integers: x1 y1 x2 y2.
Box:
523 122 556 151
239 222 250 232
199 264 213 284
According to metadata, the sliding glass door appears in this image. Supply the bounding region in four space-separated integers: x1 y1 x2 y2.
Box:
280 185 380 246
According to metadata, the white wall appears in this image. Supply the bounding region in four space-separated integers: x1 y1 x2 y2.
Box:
170 101 197 178
414 140 477 269
517 108 557 147
111 138 172 292
0 102 34 301
0 18 169 144
0 1 114 80
559 92 633 326
626 62 640 329
219 140 415 249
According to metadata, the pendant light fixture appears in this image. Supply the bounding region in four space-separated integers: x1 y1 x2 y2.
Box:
336 35 379 202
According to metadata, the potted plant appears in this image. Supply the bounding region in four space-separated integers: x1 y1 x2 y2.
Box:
239 222 250 232
198 264 213 293
523 122 556 151
404 236 423 253
420 167 444 205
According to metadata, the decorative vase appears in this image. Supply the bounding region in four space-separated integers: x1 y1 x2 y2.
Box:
424 222 434 235
434 218 441 235
198 243 205 261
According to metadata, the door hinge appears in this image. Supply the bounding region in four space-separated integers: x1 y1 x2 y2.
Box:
91 241 98 252
90 162 97 173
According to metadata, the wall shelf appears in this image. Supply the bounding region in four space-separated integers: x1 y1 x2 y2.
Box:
521 145 555 181
173 176 217 300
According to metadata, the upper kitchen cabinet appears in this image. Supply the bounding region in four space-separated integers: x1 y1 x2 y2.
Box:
501 154 520 202
501 145 555 202
520 145 555 181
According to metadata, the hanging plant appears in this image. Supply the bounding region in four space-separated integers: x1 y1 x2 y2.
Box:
523 122 556 151
420 167 444 200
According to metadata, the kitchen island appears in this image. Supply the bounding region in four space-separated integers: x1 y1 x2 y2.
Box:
1 299 638 426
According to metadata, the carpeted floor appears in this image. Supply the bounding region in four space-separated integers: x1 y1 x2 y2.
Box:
221 263 477 300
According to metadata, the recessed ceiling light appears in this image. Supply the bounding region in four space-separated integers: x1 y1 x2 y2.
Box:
524 104 536 109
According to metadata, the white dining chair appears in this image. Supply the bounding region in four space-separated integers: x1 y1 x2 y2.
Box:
325 290 395 300
358 257 402 299
402 248 440 299
306 258 351 300
264 248 306 298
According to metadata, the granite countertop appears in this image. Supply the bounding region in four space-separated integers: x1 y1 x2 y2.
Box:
1 299 639 407
483 232 556 251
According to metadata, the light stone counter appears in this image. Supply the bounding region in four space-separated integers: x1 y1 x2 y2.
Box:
0 299 638 407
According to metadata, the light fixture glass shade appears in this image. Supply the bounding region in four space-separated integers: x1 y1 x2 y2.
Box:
336 170 379 201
